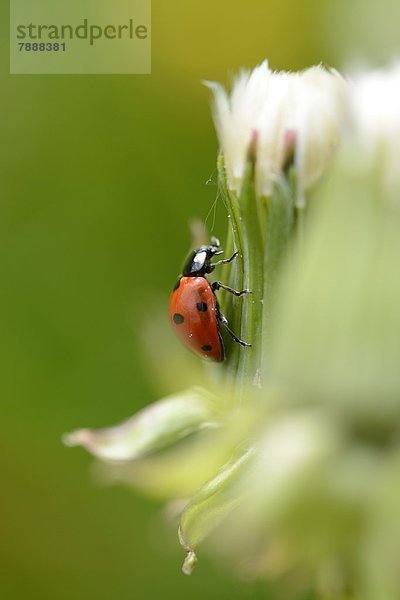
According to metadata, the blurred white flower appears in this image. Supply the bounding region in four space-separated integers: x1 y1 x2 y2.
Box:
206 60 348 205
242 411 337 517
350 63 400 197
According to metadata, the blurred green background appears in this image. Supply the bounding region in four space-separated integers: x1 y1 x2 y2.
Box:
1 1 399 598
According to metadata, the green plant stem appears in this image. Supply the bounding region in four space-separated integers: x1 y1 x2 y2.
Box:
217 156 245 382
236 162 265 393
262 176 295 376
218 157 296 396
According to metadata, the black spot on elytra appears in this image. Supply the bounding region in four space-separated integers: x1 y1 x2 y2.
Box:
201 344 212 352
196 301 207 312
173 313 185 325
172 278 181 291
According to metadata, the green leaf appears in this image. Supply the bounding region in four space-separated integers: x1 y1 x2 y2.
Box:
179 447 253 574
63 387 219 461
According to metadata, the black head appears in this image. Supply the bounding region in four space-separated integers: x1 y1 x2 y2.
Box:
182 236 223 277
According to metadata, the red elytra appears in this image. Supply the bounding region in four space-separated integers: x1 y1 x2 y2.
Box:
169 238 252 362
169 275 223 361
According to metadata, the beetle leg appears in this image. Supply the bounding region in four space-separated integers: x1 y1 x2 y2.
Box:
208 251 239 271
212 281 252 296
217 310 252 347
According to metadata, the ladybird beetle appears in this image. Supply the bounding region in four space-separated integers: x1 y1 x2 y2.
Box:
169 237 251 361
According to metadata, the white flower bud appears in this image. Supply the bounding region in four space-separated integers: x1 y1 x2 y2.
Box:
206 61 348 205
